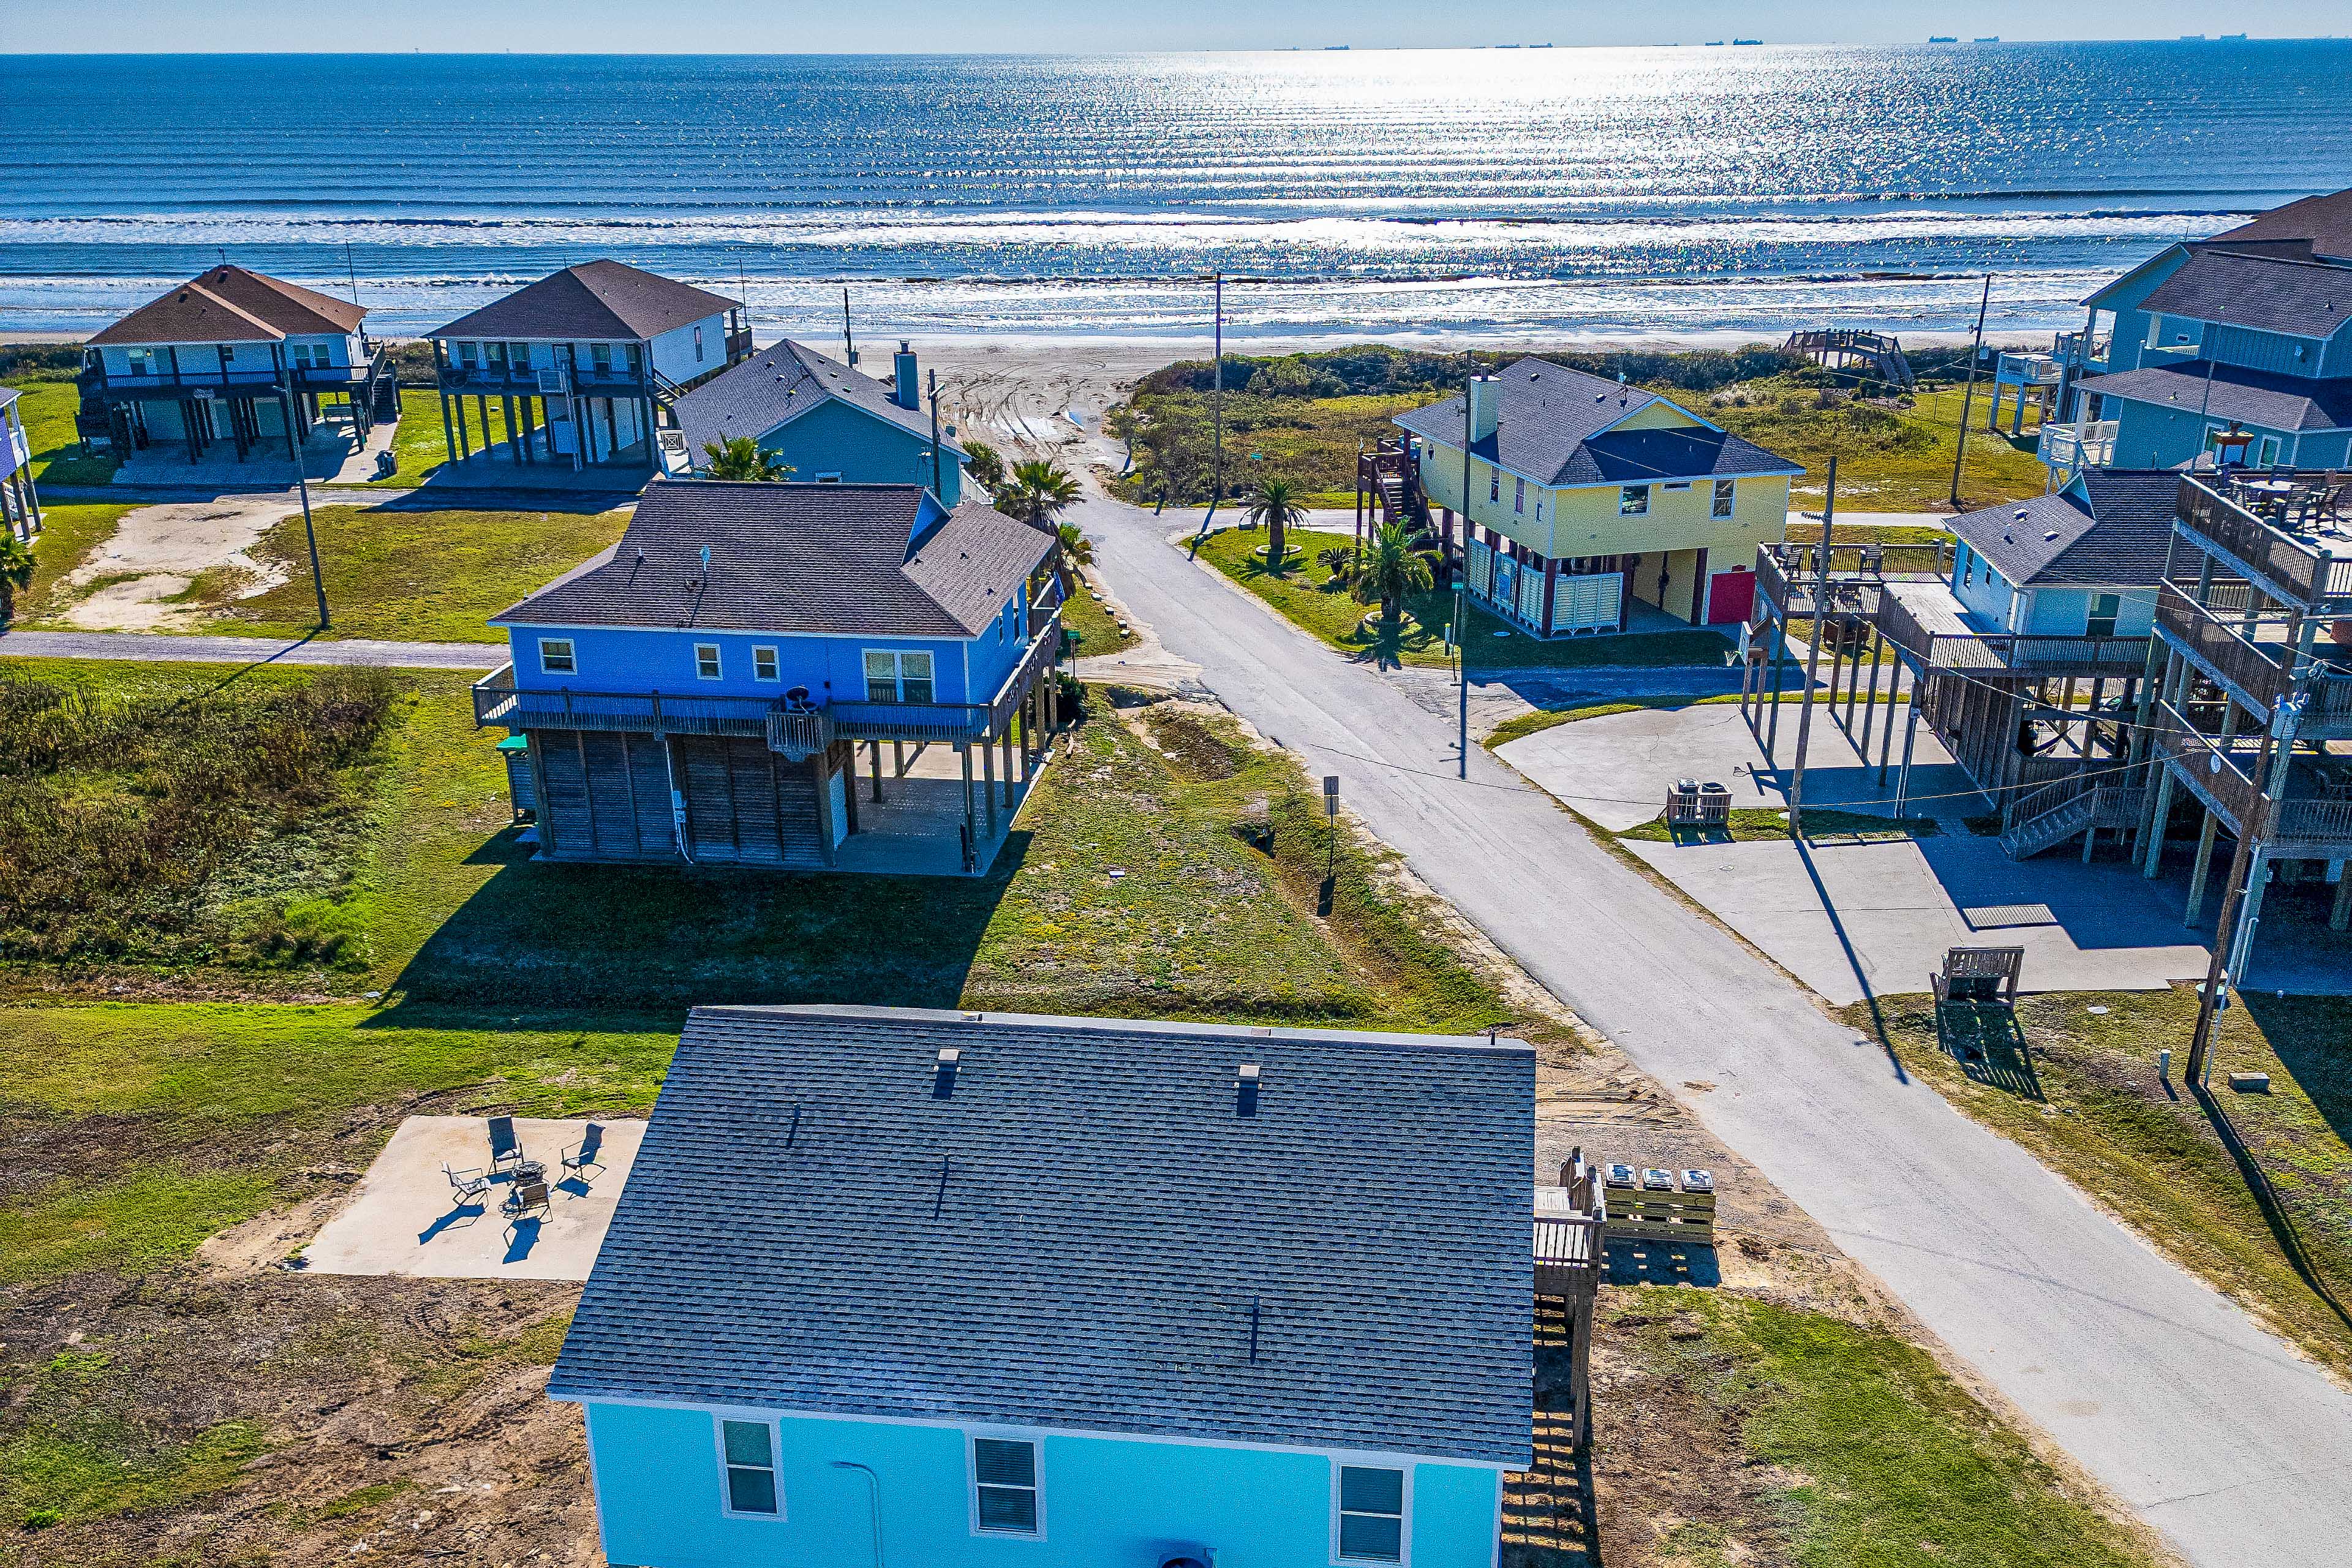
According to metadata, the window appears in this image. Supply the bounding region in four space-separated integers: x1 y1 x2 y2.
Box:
290 344 311 368
486 342 507 368
1713 479 1736 519
508 342 532 369
592 342 613 374
1488 467 1500 503
716 1417 780 1518
695 324 707 363
1335 1465 1406 1563
127 349 154 375
815 472 843 483
1619 484 1651 516
1961 546 1974 587
538 637 575 674
864 649 935 704
2256 435 2282 467
2087 592 2121 639
695 643 722 680
753 646 779 682
458 342 479 369
1513 476 1525 514
971 1438 1039 1534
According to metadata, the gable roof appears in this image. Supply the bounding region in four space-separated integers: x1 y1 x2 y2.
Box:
2139 249 2352 340
2075 360 2352 434
673 338 958 463
88 265 366 347
2202 187 2352 265
493 481 1049 639
427 260 738 344
1394 356 1799 486
1949 469 2181 590
546 1006 1536 1467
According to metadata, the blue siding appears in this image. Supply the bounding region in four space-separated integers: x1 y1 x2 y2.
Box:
504 624 984 705
1950 541 2015 631
750 399 965 506
584 1401 1502 1568
2016 586 2155 638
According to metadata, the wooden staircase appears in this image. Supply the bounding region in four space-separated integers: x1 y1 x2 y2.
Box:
2000 777 2146 861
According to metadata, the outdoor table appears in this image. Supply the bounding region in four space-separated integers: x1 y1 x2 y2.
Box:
510 1158 547 1183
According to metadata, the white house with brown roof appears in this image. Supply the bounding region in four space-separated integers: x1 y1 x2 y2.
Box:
424 260 750 473
77 265 395 463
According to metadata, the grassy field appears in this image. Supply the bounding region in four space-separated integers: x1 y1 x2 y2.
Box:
178 499 629 643
1061 569 1139 656
1 378 118 487
1196 527 1735 673
341 386 495 488
5 502 137 623
1589 1287 2162 1568
1848 987 2352 1381
1107 390 1435 506
1710 379 2048 513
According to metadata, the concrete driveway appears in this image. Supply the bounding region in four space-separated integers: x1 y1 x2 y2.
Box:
1066 475 2352 1568
303 1116 642 1281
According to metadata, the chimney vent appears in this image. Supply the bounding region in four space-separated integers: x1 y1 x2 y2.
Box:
1235 1062 1262 1118
933 1046 962 1099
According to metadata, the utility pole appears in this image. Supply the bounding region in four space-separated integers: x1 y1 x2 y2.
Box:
1787 455 1836 836
926 368 944 500
842 287 855 368
1948 273 1992 510
1459 351 1475 779
345 240 360 306
1211 271 1225 512
277 362 329 630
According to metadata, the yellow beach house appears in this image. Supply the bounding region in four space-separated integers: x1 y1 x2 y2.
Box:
1396 358 1801 636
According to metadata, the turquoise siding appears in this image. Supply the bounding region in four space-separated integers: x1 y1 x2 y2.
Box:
1950 543 2155 638
583 1401 1502 1568
745 399 965 506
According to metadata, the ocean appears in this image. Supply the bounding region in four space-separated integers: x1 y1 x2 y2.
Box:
3 42 2348 344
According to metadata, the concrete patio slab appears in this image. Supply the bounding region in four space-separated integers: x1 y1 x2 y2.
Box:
303 1115 643 1281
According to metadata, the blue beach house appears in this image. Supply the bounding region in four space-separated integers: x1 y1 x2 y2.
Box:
547 1005 1537 1568
2043 187 2352 479
671 338 969 503
473 480 1061 875
1943 469 2180 639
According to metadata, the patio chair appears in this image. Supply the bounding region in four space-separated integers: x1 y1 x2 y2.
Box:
561 1123 606 1179
502 1178 551 1221
442 1164 490 1205
487 1115 524 1174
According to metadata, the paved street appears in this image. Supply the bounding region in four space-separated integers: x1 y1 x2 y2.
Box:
0 627 505 670
1069 487 2352 1568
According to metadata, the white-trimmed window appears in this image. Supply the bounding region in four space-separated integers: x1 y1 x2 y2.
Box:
1712 479 1736 519
1334 1464 1407 1564
592 343 614 375
695 324 707 363
695 643 722 680
715 1416 782 1518
508 342 532 369
127 348 155 375
2086 592 2122 639
458 342 480 369
864 649 935 704
1513 476 1525 514
970 1436 1040 1535
753 646 779 682
538 637 576 675
1619 484 1651 516
1488 467 1500 503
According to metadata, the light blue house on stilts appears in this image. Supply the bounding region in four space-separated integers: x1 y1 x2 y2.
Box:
671 337 968 502
548 1006 1538 1568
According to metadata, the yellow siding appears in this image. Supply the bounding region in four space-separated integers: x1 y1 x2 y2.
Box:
1548 474 1789 560
1610 400 1707 431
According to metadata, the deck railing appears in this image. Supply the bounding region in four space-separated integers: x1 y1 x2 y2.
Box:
2177 475 2349 609
2154 703 2264 829
2274 796 2352 849
1877 590 2147 677
2154 581 2291 717
2036 418 2116 471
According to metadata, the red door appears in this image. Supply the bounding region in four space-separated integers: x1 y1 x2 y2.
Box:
1705 568 1755 625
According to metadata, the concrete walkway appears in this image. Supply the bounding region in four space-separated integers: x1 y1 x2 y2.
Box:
1067 481 2352 1568
0 627 505 670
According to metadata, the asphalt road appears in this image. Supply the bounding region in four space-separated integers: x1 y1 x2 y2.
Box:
1070 488 2352 1568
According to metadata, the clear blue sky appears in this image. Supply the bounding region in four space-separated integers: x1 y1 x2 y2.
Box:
3 1 2345 53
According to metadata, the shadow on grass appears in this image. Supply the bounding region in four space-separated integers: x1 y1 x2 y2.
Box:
380 824 1028 1017
1934 1004 2044 1101
1605 1239 1722 1289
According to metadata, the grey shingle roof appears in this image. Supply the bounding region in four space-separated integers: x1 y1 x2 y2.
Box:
427 260 737 344
2076 361 2352 434
2203 187 2352 265
492 481 1050 638
1395 356 1798 486
88 265 367 346
674 339 960 463
1949 469 2181 589
2139 249 2352 339
548 1006 1536 1467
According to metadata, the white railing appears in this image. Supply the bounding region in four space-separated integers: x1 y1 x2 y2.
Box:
2037 419 2117 471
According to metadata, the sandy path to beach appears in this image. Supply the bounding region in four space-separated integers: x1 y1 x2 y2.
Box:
55 496 300 631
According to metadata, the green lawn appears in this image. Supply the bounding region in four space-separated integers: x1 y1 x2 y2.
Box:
1196 527 1735 672
341 386 499 488
1848 988 2352 1382
1619 805 1937 845
1108 390 1438 505
1711 378 2048 512
190 500 627 643
1061 570 1139 657
1597 1287 2162 1568
1 377 119 486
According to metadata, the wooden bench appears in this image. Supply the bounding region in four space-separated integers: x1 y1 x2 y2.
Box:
1932 945 2023 1009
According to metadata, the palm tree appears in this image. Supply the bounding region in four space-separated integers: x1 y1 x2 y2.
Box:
1349 521 1435 630
700 437 793 482
1054 520 1094 597
999 459 1081 533
963 439 1005 497
0 532 34 625
1103 405 1141 473
1244 477 1308 573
